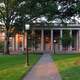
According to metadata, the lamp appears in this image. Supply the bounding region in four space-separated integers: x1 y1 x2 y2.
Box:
25 24 30 30
54 40 56 43
53 40 56 54
25 24 30 66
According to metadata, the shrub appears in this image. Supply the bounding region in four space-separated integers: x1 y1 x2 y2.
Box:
0 41 4 50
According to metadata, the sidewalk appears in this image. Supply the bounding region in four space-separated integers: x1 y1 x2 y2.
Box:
23 54 62 80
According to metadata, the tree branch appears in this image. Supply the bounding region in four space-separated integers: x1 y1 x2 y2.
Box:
0 9 5 23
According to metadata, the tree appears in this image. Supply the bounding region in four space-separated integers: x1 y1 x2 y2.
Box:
57 0 80 23
14 0 59 53
19 0 58 22
0 41 4 50
0 0 26 54
1 0 79 55
61 30 73 48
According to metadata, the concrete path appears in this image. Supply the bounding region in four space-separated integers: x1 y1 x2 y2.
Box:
23 54 62 80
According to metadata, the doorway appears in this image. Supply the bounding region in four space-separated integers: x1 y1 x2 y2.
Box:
44 30 51 52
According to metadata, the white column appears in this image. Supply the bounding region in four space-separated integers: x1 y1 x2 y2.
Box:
12 37 15 51
15 34 18 51
22 35 24 51
76 31 79 51
69 30 72 51
41 29 44 51
60 30 62 51
78 30 80 52
51 30 53 51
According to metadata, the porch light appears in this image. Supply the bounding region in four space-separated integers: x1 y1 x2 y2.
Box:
53 40 56 54
54 40 56 43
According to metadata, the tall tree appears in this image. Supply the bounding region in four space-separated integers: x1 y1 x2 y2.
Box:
0 0 59 54
1 0 79 54
0 0 24 54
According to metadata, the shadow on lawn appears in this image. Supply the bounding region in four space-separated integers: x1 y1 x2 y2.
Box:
53 54 80 61
60 65 80 80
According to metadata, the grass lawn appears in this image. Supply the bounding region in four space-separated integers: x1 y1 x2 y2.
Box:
0 53 41 80
52 54 80 80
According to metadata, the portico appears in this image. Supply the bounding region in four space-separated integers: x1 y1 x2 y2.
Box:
29 23 80 53
9 29 80 53
32 29 74 53
0 23 80 54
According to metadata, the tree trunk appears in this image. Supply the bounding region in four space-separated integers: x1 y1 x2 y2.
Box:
4 32 10 55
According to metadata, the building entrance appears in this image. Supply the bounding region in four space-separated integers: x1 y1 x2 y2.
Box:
44 30 51 52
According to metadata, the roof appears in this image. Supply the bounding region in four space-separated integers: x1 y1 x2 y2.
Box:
30 23 80 28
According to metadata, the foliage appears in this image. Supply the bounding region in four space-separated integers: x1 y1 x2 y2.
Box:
0 41 4 50
0 0 19 54
56 0 80 23
61 30 74 47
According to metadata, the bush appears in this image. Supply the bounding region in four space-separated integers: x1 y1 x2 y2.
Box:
60 30 75 47
0 42 4 50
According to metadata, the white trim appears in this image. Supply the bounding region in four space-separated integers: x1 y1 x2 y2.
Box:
32 27 80 30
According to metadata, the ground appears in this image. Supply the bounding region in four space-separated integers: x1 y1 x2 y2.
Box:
52 54 80 80
23 54 61 80
0 53 40 80
1 53 80 80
